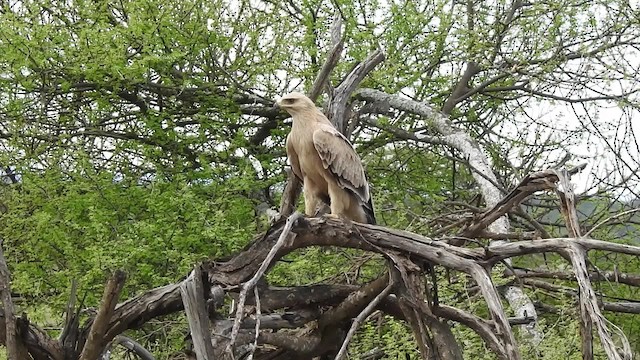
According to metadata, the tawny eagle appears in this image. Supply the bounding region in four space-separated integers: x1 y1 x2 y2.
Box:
277 92 376 224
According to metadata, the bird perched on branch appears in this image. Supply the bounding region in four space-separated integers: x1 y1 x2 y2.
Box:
277 92 376 224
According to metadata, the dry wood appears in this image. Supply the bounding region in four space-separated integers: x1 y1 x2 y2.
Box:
318 273 390 331
565 244 631 360
460 169 562 237
334 279 393 360
328 50 385 134
433 305 506 357
278 170 302 217
180 266 216 360
506 268 640 288
0 239 28 359
79 270 126 360
554 168 593 359
249 287 261 359
227 212 302 353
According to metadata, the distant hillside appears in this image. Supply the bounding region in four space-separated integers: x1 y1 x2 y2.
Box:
524 197 640 241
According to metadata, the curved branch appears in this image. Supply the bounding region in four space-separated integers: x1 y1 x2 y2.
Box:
109 336 155 360
329 50 385 133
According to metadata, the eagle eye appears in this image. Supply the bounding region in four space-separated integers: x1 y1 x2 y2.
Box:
283 98 295 104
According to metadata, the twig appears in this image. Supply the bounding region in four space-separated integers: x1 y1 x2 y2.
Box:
227 212 302 353
583 208 640 238
246 287 261 360
334 275 394 360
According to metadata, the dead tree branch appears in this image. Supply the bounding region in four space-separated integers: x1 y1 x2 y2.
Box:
228 212 302 352
79 270 126 360
0 239 28 359
107 336 156 360
335 277 394 360
180 266 215 360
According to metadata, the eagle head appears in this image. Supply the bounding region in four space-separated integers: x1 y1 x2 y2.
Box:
276 92 316 116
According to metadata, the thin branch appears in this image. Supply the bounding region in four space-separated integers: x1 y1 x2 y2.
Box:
583 208 640 238
227 212 302 353
248 287 261 360
334 275 394 360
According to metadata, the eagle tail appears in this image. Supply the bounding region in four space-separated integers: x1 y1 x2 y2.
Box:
363 197 376 225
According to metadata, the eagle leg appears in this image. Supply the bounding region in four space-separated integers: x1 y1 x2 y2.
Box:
327 183 351 219
303 184 323 217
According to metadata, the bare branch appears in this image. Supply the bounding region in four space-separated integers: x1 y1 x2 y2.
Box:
583 208 640 238
79 270 127 360
329 50 386 133
564 244 631 360
180 266 216 359
108 336 156 360
355 88 507 233
459 169 562 238
335 274 394 360
433 305 506 358
0 239 28 359
278 169 302 218
308 15 344 102
228 212 302 352
506 268 640 288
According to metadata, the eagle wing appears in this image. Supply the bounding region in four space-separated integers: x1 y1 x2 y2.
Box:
312 125 370 204
285 132 303 181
